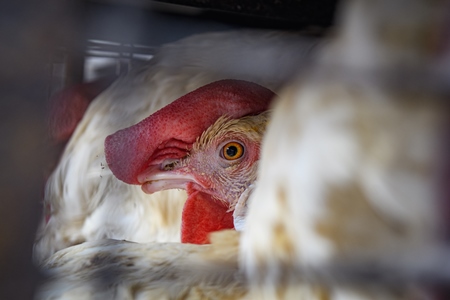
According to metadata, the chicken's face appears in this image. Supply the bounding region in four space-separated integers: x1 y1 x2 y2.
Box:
137 113 269 244
139 114 268 208
105 80 275 244
181 135 257 206
182 123 261 206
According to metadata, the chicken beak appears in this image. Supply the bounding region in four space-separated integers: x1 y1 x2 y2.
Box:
137 160 198 194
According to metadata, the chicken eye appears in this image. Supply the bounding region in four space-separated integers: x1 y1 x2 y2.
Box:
222 142 244 160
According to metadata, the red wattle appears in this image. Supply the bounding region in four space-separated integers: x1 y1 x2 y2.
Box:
181 191 234 244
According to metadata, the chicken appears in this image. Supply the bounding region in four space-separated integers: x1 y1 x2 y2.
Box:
34 30 319 263
36 78 273 300
105 79 273 244
240 0 450 298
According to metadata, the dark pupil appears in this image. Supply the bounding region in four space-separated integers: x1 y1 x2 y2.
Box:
226 146 238 157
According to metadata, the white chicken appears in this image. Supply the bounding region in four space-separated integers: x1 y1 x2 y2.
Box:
242 0 450 298
34 30 320 263
36 0 450 299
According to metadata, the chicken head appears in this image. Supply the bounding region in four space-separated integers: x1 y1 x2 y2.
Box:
140 112 269 243
105 80 274 244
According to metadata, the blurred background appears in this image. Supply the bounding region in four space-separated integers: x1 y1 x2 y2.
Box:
0 1 338 298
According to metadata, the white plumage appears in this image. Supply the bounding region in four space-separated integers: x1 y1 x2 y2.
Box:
241 0 450 298
36 0 450 299
34 30 319 263
37 230 244 299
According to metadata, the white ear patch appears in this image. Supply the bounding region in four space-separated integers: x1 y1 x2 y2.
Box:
233 183 256 231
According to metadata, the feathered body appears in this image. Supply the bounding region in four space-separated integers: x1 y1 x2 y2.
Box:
241 80 447 300
241 0 450 298
37 230 245 300
34 30 318 263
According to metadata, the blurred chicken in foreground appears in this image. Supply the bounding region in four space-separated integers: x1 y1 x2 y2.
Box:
37 0 450 299
242 0 450 298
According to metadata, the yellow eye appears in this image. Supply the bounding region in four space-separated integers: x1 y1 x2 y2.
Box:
222 142 244 160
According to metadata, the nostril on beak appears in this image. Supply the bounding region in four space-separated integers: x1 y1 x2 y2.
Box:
162 159 180 171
